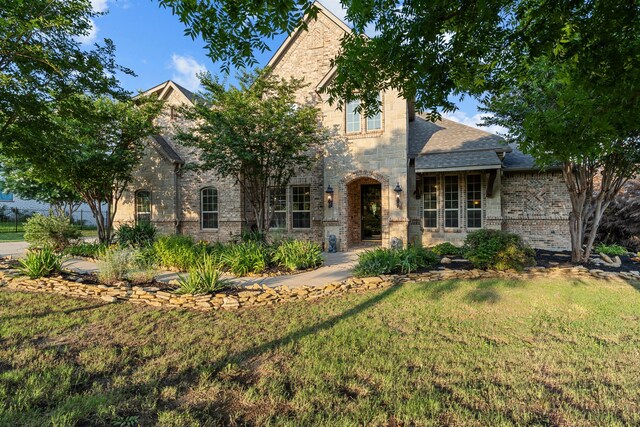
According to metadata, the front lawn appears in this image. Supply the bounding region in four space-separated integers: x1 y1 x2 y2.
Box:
0 228 98 242
1 276 639 426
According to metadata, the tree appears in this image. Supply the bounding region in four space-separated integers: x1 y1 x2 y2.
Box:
17 95 164 243
176 69 327 235
597 178 640 253
1 0 132 153
0 158 84 218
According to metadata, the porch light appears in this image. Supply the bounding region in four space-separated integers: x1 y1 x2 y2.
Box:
394 182 403 208
325 184 334 208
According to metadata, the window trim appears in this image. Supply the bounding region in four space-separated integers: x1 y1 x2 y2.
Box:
422 175 438 229
134 190 152 225
466 174 483 230
291 185 311 230
200 187 219 230
268 186 287 230
443 175 460 229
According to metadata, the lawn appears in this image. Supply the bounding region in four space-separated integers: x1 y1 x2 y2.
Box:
0 228 98 242
1 276 640 426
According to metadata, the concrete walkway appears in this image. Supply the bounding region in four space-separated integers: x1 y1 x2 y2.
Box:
0 241 360 288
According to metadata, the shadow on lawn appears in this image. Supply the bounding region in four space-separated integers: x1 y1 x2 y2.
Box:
0 302 107 322
418 277 529 304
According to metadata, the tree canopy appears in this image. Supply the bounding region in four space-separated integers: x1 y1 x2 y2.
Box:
176 69 327 234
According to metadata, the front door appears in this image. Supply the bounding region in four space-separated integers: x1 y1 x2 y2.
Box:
361 184 382 240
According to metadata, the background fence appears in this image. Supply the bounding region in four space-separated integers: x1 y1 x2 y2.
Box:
0 206 102 233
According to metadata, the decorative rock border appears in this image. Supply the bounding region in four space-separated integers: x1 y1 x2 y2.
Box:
1 265 639 312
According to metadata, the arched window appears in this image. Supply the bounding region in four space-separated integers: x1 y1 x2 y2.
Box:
201 187 218 229
135 190 151 224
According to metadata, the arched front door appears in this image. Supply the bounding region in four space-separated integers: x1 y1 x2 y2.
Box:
361 183 382 240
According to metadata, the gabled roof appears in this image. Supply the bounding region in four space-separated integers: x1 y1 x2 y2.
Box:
139 80 199 105
150 135 184 165
267 1 352 70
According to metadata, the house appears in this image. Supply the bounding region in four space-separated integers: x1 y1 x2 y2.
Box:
113 2 571 251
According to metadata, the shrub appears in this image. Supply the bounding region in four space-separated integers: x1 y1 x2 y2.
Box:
97 246 136 284
431 242 463 257
220 241 270 276
354 246 439 277
597 178 640 252
127 249 159 285
18 248 63 279
463 229 535 271
24 214 81 250
272 239 323 271
63 242 107 258
175 254 231 294
116 222 157 247
596 243 628 256
153 235 206 271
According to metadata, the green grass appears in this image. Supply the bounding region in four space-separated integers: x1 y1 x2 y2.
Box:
1 277 640 426
0 228 97 242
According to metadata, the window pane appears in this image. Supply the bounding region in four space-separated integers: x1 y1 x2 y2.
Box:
445 210 459 228
467 210 482 229
201 187 218 229
346 99 360 133
424 211 437 228
135 191 151 224
292 212 311 229
269 187 287 229
366 93 382 131
423 176 437 228
466 175 482 229
292 186 311 229
444 176 459 228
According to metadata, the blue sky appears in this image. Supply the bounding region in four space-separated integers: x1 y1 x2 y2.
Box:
83 0 501 133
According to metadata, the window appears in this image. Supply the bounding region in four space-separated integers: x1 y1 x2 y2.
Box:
201 187 218 229
269 187 287 229
345 99 361 133
423 176 437 228
444 176 459 228
292 186 311 229
366 93 382 131
135 190 151 224
467 175 482 229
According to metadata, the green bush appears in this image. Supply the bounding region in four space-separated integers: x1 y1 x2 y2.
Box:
272 239 323 272
116 222 157 247
97 246 136 284
431 242 463 257
220 241 270 276
596 243 628 256
463 229 536 271
153 235 206 271
24 214 81 250
175 254 231 294
63 242 107 258
19 248 63 279
353 246 439 277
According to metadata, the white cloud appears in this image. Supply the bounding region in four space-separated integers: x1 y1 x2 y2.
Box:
443 111 508 136
170 54 207 91
319 0 348 22
77 19 99 45
91 0 109 13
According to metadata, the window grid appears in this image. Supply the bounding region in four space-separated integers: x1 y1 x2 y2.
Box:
466 175 482 229
422 176 437 228
444 176 459 228
201 187 219 229
269 187 287 229
345 99 361 133
135 190 151 224
292 185 311 229
366 93 382 131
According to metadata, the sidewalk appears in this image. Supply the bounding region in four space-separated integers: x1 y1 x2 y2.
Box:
0 241 360 289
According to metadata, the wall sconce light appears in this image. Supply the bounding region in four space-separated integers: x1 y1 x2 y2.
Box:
394 182 403 208
325 184 334 208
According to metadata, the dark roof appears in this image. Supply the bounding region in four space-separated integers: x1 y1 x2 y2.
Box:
409 116 510 157
171 81 196 103
151 134 184 165
415 151 502 172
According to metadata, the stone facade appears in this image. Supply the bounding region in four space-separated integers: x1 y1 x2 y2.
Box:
115 3 573 251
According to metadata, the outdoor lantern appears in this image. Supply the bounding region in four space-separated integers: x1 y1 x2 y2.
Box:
394 182 403 208
326 184 334 208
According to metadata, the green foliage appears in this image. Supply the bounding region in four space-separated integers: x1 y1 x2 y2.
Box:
175 254 232 295
354 246 439 277
63 242 108 258
97 247 136 284
116 222 157 248
596 243 628 257
176 69 327 234
24 214 81 251
220 241 270 276
153 235 206 271
272 239 323 272
463 230 535 271
18 248 63 279
431 242 463 257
